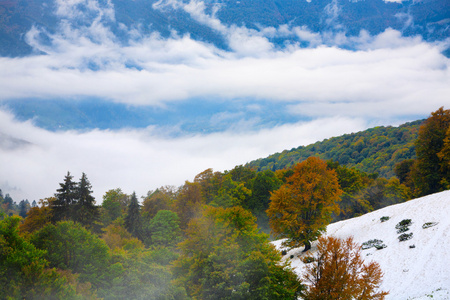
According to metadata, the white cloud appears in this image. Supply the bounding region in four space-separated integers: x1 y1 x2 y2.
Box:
1 0 446 113
0 109 367 202
2 28 449 111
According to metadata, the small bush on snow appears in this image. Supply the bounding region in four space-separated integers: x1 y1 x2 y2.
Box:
396 219 412 234
362 239 386 250
398 233 413 242
422 222 438 229
396 219 412 229
380 216 390 222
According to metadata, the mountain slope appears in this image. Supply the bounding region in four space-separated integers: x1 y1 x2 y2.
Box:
275 190 450 299
246 120 423 178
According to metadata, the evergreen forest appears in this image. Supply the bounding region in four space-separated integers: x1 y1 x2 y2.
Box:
1 107 450 299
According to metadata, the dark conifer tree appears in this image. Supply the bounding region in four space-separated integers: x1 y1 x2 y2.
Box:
3 194 16 215
125 192 143 240
52 171 77 222
3 193 13 207
18 200 30 218
75 172 99 228
31 200 37 208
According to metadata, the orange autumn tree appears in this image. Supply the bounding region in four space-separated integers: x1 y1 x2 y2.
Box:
267 157 342 251
303 236 388 300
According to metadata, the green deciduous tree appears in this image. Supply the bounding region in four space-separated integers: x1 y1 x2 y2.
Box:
210 174 252 208
142 186 175 220
101 223 144 251
174 181 204 229
31 221 111 287
101 188 129 226
174 206 303 300
248 169 282 232
148 210 181 248
267 157 342 251
194 168 223 204
0 216 78 299
101 247 187 300
327 161 372 221
414 107 450 196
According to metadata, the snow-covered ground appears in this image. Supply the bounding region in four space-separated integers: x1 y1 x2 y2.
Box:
273 190 450 299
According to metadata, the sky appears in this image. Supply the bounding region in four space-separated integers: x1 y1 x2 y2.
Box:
0 0 449 202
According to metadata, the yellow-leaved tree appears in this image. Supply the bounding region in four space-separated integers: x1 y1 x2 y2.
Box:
267 157 342 251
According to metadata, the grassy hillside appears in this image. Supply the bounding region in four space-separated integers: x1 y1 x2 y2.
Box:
246 120 424 178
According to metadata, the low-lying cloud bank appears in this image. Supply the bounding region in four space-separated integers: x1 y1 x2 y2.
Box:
0 110 367 202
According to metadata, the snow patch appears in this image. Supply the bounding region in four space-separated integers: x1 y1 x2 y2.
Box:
274 190 450 299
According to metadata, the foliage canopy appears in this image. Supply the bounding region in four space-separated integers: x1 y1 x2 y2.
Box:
267 157 342 251
302 236 388 300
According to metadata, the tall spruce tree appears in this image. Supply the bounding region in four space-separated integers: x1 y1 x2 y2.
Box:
18 200 30 218
52 172 77 222
125 192 143 240
75 173 99 228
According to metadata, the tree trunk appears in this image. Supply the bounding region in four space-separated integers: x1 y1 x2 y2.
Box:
303 240 311 252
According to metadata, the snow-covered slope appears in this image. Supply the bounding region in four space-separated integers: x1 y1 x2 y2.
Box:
274 190 450 299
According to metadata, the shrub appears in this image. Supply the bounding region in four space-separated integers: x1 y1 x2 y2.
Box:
362 239 385 250
398 233 413 242
374 244 387 250
395 219 412 229
396 227 409 234
395 219 412 234
422 222 438 229
380 216 390 222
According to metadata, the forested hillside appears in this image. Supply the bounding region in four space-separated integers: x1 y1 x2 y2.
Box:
246 120 424 178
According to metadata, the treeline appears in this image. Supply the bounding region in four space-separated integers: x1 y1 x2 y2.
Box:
246 119 423 178
1 107 449 299
1 160 400 299
1 162 393 299
0 190 36 218
1 171 304 299
0 161 411 299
